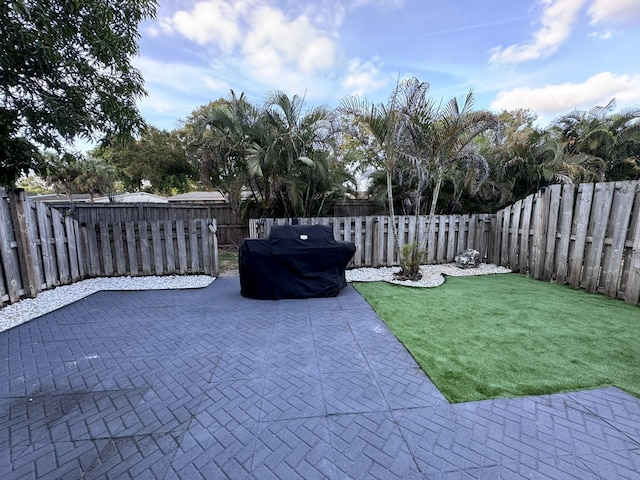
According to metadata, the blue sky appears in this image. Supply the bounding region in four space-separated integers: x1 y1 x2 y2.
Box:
134 0 640 130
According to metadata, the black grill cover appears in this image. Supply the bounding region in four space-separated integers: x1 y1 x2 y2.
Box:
239 224 356 300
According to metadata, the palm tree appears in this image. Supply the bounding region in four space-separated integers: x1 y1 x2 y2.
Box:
186 91 260 215
424 91 498 216
340 78 434 278
246 91 340 217
74 157 116 202
550 99 640 182
44 152 82 201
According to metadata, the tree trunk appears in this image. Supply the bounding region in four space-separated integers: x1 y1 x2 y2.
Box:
429 172 443 216
386 168 405 271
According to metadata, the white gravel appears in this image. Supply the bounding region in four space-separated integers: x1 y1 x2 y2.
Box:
0 275 215 333
1 263 511 333
346 263 512 287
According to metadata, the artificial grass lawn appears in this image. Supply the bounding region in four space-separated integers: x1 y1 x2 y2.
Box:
355 273 640 403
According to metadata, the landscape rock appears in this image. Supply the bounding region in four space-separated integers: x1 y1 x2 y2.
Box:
455 249 481 268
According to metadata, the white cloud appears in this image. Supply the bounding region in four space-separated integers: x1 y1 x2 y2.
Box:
158 1 339 90
341 57 389 96
588 30 614 39
242 5 338 81
489 0 587 64
301 0 346 30
168 0 249 52
490 72 640 114
144 18 173 38
588 0 640 24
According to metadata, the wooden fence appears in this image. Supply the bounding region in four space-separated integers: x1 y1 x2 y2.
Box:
250 180 640 305
0 189 218 307
48 202 246 247
5 180 640 307
493 181 640 305
249 214 493 268
82 219 218 279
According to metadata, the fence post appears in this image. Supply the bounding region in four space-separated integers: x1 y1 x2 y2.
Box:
209 219 219 277
8 189 39 298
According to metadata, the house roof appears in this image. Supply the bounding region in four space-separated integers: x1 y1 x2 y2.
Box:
32 193 92 202
92 192 169 203
168 191 227 203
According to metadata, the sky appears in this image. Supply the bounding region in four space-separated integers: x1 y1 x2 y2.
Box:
134 0 640 131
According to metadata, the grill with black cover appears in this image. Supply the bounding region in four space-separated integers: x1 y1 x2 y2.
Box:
239 224 356 299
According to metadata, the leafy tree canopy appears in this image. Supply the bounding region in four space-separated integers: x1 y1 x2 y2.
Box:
0 0 157 186
99 126 194 195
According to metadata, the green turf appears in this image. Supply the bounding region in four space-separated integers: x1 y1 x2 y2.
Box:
354 274 640 403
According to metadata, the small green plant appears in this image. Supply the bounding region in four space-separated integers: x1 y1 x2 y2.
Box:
397 242 426 281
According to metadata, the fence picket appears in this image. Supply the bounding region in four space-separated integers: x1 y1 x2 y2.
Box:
151 221 164 275
65 216 81 281
0 193 23 302
36 200 58 287
112 222 127 275
125 221 139 276
51 208 71 284
568 183 594 287
14 192 43 294
601 182 635 297
189 220 200 273
100 222 114 276
165 220 176 274
555 184 575 285
139 221 152 275
542 185 562 281
176 220 188 274
584 183 614 292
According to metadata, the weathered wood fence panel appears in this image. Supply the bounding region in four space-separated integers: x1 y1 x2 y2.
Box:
81 219 218 279
493 180 640 304
1 189 219 308
249 214 493 268
49 202 245 247
0 189 85 306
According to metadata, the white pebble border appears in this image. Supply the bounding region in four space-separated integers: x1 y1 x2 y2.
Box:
1 263 511 333
346 262 512 288
0 275 215 333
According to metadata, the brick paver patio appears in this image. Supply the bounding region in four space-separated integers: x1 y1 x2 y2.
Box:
1 277 639 479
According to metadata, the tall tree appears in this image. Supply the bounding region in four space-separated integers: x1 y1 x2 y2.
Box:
340 78 434 278
184 93 259 215
0 0 157 186
424 91 498 216
549 99 640 182
101 126 194 194
74 156 116 202
246 91 345 217
44 152 82 201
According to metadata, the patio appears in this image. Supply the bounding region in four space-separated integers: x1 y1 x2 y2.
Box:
1 277 639 479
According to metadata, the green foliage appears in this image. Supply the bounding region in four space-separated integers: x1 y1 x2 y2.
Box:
42 151 115 201
100 126 194 194
16 171 53 195
397 242 425 280
44 151 83 200
183 93 258 214
74 156 116 201
186 90 353 218
0 0 157 185
0 108 43 186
